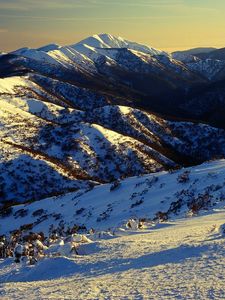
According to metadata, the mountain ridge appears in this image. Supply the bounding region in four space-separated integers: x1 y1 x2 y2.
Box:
1 34 225 206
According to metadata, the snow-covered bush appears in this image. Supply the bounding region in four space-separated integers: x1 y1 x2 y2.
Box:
177 171 190 183
154 211 168 221
130 199 144 208
14 209 29 219
110 180 121 191
188 192 211 214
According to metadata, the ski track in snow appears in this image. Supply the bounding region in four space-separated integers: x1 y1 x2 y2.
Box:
1 211 225 299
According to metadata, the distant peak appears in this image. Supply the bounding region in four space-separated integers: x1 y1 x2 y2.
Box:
37 43 61 52
70 33 167 57
93 33 124 41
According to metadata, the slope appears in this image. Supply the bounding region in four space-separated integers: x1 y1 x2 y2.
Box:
1 74 225 204
1 202 225 299
1 159 225 235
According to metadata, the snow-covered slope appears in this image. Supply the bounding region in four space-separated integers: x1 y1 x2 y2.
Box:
1 159 225 300
172 52 225 80
37 43 60 52
1 36 225 298
1 74 225 204
1 210 225 299
1 159 225 235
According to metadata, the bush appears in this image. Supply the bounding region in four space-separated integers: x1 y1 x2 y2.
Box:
188 192 211 214
131 199 144 208
76 208 85 215
20 223 34 231
0 207 13 218
32 209 45 217
14 209 29 218
110 180 121 191
154 211 168 221
177 171 190 183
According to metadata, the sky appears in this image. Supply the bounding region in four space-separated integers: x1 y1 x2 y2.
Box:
0 0 225 52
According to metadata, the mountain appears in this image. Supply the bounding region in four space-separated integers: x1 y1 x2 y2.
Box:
70 33 168 56
1 34 225 129
173 47 217 57
2 73 225 204
37 43 61 52
197 47 225 60
1 34 225 206
1 34 225 299
172 51 225 81
0 34 207 117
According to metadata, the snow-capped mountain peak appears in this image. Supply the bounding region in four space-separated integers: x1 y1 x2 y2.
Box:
70 33 168 57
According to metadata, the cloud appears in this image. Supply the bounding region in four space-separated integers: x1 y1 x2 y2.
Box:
93 0 184 7
0 0 95 10
0 0 185 11
0 0 217 14
0 13 193 23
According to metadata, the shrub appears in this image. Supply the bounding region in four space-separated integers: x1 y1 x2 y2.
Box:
20 223 34 231
131 199 144 208
110 180 121 191
154 211 168 221
177 171 190 183
32 209 45 217
0 207 13 218
76 208 85 215
14 209 29 218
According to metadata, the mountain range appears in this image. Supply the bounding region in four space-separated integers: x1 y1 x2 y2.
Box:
1 33 225 207
2 33 225 299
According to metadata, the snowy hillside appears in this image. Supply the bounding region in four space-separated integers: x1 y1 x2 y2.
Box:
1 211 225 299
1 71 225 204
2 161 225 299
172 52 225 80
1 159 225 235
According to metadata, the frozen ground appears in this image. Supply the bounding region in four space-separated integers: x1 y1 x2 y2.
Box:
1 210 225 299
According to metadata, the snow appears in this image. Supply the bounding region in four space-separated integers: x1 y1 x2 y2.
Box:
1 210 225 299
2 159 225 235
187 59 225 80
11 47 70 68
172 52 225 80
119 105 131 114
71 33 168 57
0 76 31 94
37 43 60 52
2 34 225 298
48 46 97 72
0 98 35 120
